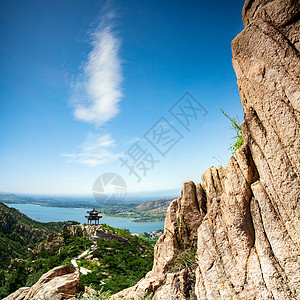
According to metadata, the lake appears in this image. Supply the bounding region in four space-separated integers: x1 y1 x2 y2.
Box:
4 203 164 234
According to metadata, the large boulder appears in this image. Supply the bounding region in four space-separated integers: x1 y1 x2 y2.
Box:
4 265 79 300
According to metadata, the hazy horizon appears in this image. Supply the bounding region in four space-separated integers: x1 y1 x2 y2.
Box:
0 187 179 203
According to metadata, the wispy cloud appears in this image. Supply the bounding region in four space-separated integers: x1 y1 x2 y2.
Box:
73 18 123 127
64 10 123 167
62 133 118 167
126 137 140 145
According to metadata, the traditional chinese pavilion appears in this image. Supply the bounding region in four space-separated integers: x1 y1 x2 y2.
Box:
85 208 102 225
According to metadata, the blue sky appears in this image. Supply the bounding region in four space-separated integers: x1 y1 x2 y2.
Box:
0 0 245 198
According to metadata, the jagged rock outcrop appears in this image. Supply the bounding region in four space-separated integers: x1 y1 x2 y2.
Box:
110 0 300 299
4 265 79 300
62 224 83 237
81 224 128 243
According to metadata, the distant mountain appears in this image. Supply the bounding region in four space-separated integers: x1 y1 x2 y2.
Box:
0 193 96 208
101 198 175 222
135 198 173 213
0 190 179 208
0 202 69 269
133 198 174 221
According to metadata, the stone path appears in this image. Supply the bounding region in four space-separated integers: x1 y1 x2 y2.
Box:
71 244 96 275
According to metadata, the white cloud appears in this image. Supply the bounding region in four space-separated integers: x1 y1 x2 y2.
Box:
64 12 123 167
126 137 140 145
73 21 123 127
62 133 119 167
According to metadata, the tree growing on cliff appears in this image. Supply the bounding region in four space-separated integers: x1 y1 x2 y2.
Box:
220 109 244 155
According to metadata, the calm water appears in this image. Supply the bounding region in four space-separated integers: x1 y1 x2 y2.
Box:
4 203 164 234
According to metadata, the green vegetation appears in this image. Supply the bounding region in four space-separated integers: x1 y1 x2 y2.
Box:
168 248 197 273
1 225 154 298
221 109 244 154
167 217 197 273
166 217 197 298
0 229 93 298
78 224 154 295
137 291 154 300
100 199 173 222
0 202 69 270
0 205 155 299
0 201 157 299
76 286 112 300
76 287 153 300
138 229 163 246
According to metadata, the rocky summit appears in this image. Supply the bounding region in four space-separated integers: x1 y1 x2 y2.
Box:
110 0 300 299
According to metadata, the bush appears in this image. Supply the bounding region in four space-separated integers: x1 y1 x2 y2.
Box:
76 286 112 300
8 264 27 293
221 109 244 154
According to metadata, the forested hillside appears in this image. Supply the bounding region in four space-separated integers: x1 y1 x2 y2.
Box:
0 202 69 269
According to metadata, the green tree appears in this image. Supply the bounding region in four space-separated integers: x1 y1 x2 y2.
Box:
221 109 244 154
8 264 27 293
0 270 5 286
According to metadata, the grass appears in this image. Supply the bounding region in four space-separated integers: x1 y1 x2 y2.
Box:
76 286 112 300
168 247 197 273
165 217 198 298
137 291 154 300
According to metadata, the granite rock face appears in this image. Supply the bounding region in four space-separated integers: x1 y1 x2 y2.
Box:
4 265 79 300
110 0 300 299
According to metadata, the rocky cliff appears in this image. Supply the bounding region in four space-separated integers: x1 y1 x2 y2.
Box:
111 0 300 299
